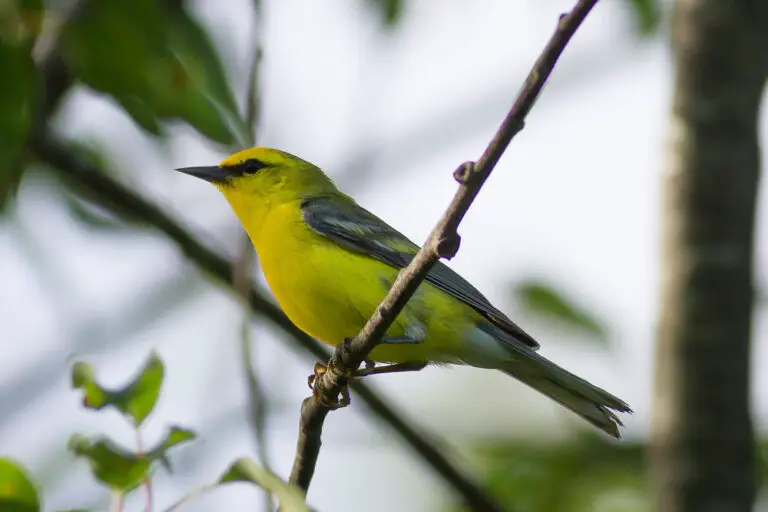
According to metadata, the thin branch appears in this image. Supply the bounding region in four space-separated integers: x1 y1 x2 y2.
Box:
289 0 602 507
162 484 218 512
111 491 125 512
30 134 500 510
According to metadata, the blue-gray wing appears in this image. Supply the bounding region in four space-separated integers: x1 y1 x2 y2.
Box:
301 196 540 350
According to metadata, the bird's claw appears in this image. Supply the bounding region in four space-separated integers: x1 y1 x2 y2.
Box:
306 359 426 408
307 361 326 390
307 361 351 409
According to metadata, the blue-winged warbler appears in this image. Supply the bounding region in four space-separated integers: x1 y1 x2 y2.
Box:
176 147 631 437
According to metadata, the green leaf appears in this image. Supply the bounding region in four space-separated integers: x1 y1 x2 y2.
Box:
69 426 196 492
146 426 197 472
0 11 36 210
116 96 163 136
68 434 149 492
166 7 246 141
61 0 236 144
0 0 44 44
627 0 660 34
71 351 164 427
513 280 608 344
0 458 40 512
219 458 309 512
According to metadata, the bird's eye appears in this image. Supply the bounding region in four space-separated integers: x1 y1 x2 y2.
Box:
242 159 268 174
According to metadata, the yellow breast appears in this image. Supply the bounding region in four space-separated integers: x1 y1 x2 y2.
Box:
252 201 380 343
247 200 471 364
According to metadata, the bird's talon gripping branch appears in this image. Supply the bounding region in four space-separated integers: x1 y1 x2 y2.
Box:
307 361 328 390
313 382 351 409
308 360 353 409
308 358 426 406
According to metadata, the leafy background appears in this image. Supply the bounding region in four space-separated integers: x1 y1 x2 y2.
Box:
1 0 767 511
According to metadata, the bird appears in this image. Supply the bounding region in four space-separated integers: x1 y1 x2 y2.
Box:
176 147 631 437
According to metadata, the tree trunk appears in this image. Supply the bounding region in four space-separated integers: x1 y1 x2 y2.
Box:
652 1 768 511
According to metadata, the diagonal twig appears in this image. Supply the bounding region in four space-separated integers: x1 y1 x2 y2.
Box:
288 1 602 509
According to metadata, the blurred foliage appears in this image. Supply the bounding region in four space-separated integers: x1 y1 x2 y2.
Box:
68 426 196 492
627 0 661 34
364 0 662 33
513 280 608 344
2 0 271 215
460 433 646 512
0 0 250 218
1 353 306 510
0 0 39 209
219 458 310 512
38 140 148 230
0 458 40 512
366 0 404 28
71 351 164 427
60 0 239 144
458 433 768 512
61 191 134 231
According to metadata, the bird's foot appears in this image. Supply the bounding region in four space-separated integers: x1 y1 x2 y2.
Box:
307 361 351 409
307 359 427 407
306 361 326 390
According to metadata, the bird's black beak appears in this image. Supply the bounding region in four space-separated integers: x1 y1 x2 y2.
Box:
175 166 230 183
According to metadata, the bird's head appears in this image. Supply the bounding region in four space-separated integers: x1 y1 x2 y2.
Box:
176 147 337 209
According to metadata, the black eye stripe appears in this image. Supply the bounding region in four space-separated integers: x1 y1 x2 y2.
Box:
230 159 269 176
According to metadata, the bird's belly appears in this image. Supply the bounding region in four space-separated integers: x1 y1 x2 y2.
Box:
261 241 370 341
259 234 467 364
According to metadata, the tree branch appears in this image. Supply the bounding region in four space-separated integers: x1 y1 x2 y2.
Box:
289 0 602 506
651 0 767 509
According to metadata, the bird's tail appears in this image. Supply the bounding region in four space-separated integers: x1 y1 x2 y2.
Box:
492 334 631 438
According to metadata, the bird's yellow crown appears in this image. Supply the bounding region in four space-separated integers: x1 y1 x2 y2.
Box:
219 146 307 170
213 147 337 197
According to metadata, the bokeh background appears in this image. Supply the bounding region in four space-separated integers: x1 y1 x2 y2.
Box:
1 0 766 511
